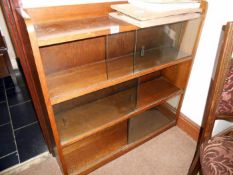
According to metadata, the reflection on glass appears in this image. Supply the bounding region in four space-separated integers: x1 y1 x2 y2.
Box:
106 18 201 77
167 95 181 110
128 95 181 143
45 18 201 104
107 31 135 79
128 107 175 143
134 19 201 73
53 79 137 145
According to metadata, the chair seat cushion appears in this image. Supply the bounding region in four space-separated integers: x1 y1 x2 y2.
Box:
200 136 233 175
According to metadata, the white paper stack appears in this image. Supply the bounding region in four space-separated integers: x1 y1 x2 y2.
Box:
128 0 201 12
109 0 201 28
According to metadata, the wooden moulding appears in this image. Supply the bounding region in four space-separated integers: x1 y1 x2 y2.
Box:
177 113 200 141
160 102 201 141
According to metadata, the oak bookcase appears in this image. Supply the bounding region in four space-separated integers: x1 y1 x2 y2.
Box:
16 1 207 174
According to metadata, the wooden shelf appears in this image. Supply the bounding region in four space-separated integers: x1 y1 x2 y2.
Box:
55 87 136 146
35 16 138 47
55 77 182 147
46 61 108 105
63 106 176 175
47 47 190 105
137 77 183 108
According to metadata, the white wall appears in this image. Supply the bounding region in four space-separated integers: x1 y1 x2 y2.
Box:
181 0 233 132
0 8 17 69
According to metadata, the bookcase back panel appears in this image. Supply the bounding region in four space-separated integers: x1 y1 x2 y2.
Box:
162 60 192 89
138 71 161 84
136 25 174 51
53 79 138 114
107 31 135 59
40 36 105 75
63 122 127 174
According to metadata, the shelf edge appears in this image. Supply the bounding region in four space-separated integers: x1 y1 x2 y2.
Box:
50 56 192 105
60 88 183 147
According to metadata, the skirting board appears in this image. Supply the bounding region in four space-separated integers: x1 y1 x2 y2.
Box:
177 113 200 141
158 103 200 141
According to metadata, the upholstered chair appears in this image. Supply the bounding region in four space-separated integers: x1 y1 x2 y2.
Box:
188 22 233 175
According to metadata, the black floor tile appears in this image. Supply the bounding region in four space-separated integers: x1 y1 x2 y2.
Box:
0 90 6 103
6 86 30 106
10 101 37 129
0 152 19 171
0 102 10 125
0 124 16 157
15 123 47 162
4 76 15 89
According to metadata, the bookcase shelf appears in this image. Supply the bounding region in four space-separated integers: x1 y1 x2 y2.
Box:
17 1 206 174
55 77 182 146
47 46 190 105
64 105 176 175
35 16 138 47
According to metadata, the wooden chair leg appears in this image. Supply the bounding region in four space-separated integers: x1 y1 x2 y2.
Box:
188 148 201 175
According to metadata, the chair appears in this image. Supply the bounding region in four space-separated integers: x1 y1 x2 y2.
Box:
188 22 233 175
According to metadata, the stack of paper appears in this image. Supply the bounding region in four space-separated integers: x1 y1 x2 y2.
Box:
109 0 201 28
128 0 200 12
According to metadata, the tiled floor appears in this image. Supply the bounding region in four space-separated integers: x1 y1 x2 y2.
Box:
0 76 47 171
3 127 196 175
